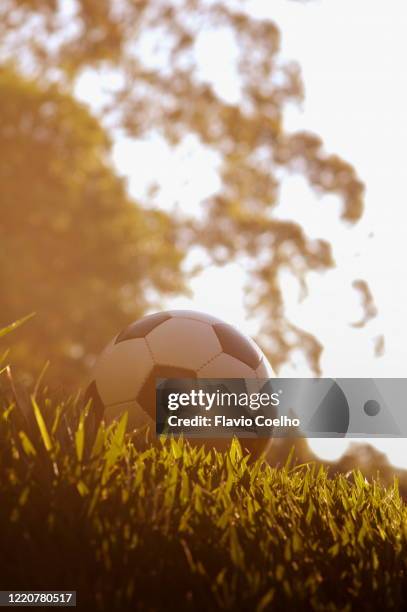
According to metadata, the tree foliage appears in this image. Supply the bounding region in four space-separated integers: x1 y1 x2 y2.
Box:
0 69 184 385
0 0 366 381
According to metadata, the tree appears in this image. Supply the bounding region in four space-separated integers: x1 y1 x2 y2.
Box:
0 69 185 386
0 0 366 380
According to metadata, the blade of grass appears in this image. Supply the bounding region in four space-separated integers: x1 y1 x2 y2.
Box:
0 313 35 340
75 412 85 462
31 395 52 452
33 360 50 399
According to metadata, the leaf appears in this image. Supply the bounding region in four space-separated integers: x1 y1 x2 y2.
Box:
18 431 37 456
51 405 63 436
33 360 50 398
372 548 379 570
77 480 89 497
256 589 275 612
275 565 285 581
0 313 35 340
306 499 315 524
0 348 10 369
170 437 183 459
229 437 242 465
91 422 106 458
229 526 245 569
292 531 302 553
284 445 295 470
353 469 367 489
75 413 85 462
31 396 52 452
102 412 128 484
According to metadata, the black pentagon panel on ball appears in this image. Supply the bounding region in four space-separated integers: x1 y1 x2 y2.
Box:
137 365 197 419
307 383 350 436
115 312 172 344
213 323 262 370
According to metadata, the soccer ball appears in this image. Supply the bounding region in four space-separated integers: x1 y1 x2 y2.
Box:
85 310 274 456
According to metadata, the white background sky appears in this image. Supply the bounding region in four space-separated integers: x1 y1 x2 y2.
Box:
76 0 407 467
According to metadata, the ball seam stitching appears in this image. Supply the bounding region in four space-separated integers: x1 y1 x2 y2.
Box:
196 349 225 373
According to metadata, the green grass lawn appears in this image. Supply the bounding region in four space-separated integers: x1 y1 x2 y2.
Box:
1 388 406 612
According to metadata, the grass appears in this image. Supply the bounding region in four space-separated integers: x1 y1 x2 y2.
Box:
0 387 407 612
1 319 406 611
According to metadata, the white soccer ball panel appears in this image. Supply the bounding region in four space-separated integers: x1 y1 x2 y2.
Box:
197 353 256 378
94 338 154 406
245 378 266 396
146 317 222 370
256 358 275 379
167 310 224 325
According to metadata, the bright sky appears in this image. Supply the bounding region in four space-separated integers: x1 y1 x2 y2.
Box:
75 0 407 467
